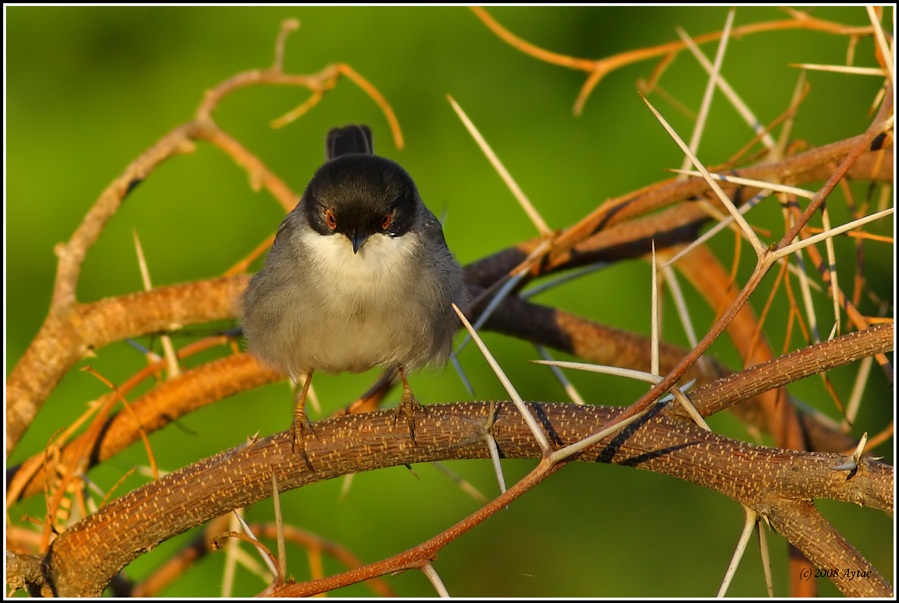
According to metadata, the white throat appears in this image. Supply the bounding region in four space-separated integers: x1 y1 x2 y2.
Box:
291 226 426 373
300 228 419 287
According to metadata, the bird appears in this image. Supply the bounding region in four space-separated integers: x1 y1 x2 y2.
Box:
240 124 468 460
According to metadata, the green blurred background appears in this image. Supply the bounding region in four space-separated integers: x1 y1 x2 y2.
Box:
6 6 893 597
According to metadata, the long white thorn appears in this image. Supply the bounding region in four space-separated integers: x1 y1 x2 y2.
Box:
452 303 552 455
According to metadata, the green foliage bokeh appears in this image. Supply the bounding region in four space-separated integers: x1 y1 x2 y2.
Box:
5 6 893 597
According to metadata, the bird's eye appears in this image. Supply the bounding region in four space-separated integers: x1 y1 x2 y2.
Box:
381 211 394 230
325 209 337 230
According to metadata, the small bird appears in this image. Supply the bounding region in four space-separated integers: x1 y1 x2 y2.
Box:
240 124 468 458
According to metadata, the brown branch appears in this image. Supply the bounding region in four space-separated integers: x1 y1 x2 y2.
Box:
5 19 404 457
112 516 396 597
668 243 807 455
9 323 887 595
118 515 230 597
470 7 878 114
6 352 278 505
10 299 883 506
571 89 893 455
6 275 248 456
6 14 893 598
465 133 893 288
686 323 893 420
8 131 889 458
34 393 892 597
272 458 565 597
766 499 894 597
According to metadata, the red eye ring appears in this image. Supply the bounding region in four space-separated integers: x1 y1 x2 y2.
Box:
381 211 394 230
325 209 337 230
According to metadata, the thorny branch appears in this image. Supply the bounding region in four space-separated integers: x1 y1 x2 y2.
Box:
6 12 894 598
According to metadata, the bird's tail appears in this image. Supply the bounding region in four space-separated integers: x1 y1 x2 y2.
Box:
326 124 374 160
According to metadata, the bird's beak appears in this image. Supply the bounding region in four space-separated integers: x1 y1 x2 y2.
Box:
350 232 369 254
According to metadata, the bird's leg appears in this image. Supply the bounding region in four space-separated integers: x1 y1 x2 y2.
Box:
291 370 315 466
394 367 425 442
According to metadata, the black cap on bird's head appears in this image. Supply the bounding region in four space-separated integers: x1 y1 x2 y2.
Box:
302 153 420 253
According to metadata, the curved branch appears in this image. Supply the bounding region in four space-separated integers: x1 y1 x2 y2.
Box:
8 132 891 456
37 399 893 597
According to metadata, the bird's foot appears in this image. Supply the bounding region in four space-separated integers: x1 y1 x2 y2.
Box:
291 411 316 470
394 386 426 443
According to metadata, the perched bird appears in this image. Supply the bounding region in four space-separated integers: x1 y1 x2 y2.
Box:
240 124 468 458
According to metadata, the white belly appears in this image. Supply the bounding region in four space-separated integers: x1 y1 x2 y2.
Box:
290 228 436 374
